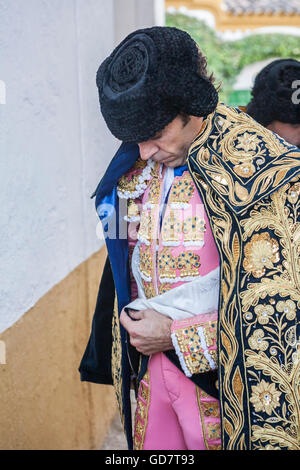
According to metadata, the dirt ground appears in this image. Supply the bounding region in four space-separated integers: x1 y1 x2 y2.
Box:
100 391 137 450
100 412 128 450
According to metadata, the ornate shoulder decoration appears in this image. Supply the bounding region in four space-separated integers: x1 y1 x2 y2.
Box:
117 158 155 200
188 103 300 215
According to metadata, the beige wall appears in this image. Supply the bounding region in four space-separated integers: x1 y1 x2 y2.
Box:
0 245 118 450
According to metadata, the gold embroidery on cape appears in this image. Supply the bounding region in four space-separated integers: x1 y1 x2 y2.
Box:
111 292 125 429
189 164 246 449
243 232 280 278
191 164 300 450
134 371 151 450
188 103 300 214
240 177 300 450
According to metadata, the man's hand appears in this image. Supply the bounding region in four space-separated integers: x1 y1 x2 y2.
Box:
119 308 173 356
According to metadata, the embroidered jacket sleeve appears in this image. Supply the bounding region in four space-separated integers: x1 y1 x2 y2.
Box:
171 312 218 378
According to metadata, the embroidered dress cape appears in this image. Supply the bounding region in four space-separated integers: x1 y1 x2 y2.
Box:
79 103 300 450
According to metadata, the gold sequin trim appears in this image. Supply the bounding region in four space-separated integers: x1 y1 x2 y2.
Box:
183 216 206 245
161 210 182 245
157 247 177 280
196 387 221 450
142 279 157 299
168 172 195 207
177 251 201 278
139 245 153 281
174 321 217 376
207 422 221 440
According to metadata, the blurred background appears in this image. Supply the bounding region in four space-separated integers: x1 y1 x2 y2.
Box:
0 0 299 450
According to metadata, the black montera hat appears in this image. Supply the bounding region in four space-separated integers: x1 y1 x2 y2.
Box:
247 58 300 126
96 26 218 143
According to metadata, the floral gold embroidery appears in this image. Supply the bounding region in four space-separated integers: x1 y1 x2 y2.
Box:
276 299 296 321
248 329 269 351
254 304 275 325
241 178 300 450
243 232 280 278
188 103 300 215
287 182 300 204
233 162 256 178
249 380 281 416
236 132 261 153
188 104 300 450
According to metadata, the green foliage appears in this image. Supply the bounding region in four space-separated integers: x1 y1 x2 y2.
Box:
166 12 300 102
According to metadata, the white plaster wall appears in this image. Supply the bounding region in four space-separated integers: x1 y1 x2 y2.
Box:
114 0 165 45
0 0 165 334
0 0 119 333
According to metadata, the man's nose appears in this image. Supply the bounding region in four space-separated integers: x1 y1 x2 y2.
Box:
138 141 159 160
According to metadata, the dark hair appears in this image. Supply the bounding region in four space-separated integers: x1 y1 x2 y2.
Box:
178 49 219 126
247 58 300 126
197 47 217 87
179 112 191 127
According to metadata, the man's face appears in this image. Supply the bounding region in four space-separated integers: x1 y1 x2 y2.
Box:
267 121 300 147
138 114 204 168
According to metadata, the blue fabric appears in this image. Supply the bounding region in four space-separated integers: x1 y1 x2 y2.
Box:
93 151 191 449
92 142 139 201
174 163 188 176
93 143 141 450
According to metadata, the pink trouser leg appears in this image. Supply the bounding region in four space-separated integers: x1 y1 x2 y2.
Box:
134 352 221 450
